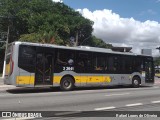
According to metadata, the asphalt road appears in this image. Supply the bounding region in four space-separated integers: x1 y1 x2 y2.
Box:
0 85 160 111
0 78 160 120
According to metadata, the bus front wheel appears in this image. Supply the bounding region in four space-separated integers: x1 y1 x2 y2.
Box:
60 76 74 91
132 77 140 88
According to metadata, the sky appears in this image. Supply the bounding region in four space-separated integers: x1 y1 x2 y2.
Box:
53 0 160 56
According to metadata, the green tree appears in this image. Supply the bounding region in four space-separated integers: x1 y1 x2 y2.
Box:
0 0 111 48
83 36 112 48
155 57 160 67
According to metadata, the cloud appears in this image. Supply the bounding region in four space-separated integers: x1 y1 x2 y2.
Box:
156 0 160 3
139 9 157 16
52 0 63 3
77 8 160 56
147 9 157 15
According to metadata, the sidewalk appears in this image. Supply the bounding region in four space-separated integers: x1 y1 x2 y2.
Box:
0 77 16 91
0 77 4 85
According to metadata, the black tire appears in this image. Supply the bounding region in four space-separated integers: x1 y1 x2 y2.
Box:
132 77 140 88
60 76 74 91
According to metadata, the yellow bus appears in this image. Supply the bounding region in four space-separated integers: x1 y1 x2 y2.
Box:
4 42 154 91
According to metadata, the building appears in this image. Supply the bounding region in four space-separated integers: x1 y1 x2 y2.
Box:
141 49 152 56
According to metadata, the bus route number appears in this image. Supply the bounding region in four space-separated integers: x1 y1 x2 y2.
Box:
63 67 74 71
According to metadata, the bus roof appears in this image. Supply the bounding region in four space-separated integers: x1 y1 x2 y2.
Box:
13 41 152 57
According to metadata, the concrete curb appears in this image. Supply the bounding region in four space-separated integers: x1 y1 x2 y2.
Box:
0 86 16 92
0 78 16 90
0 85 15 88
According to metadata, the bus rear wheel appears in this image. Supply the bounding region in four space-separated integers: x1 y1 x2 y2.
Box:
60 76 74 91
132 77 140 88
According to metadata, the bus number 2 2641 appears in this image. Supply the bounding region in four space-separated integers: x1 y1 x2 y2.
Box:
63 67 74 71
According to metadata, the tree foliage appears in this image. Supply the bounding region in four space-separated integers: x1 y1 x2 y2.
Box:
0 0 111 48
154 57 160 66
83 36 112 48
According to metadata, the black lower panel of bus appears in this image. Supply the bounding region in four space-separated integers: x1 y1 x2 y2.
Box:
35 52 53 85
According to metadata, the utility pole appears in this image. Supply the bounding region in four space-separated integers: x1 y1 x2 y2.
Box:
0 16 13 78
2 25 9 78
74 31 78 46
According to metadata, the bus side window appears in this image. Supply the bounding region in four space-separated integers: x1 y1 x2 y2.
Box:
107 56 120 73
93 53 105 72
78 60 84 67
18 45 36 72
133 58 143 72
108 56 116 72
77 52 92 73
105 58 108 71
56 50 74 66
56 52 67 65
122 56 133 74
108 57 113 72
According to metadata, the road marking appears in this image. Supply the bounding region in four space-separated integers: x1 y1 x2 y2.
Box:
102 86 158 92
151 101 160 104
55 111 81 116
1 117 35 120
125 103 143 107
94 106 116 111
105 92 130 97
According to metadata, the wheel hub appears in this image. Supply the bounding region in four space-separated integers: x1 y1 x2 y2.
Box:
64 80 71 87
134 80 138 85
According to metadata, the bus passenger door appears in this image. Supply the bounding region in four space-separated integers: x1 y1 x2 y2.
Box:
145 59 154 83
35 49 53 85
